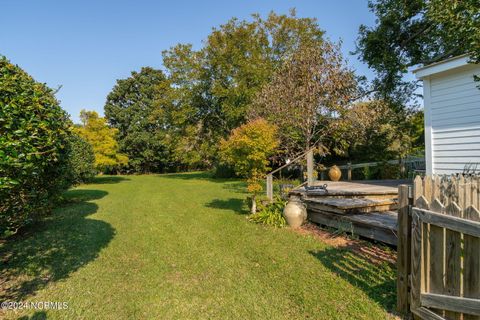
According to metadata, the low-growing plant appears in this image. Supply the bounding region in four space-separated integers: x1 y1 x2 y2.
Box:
247 196 287 227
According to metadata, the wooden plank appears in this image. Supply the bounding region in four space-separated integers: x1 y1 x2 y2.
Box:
472 177 479 210
464 177 475 319
421 293 480 316
423 177 433 295
429 198 445 317
266 174 273 201
411 210 423 311
307 210 398 246
445 199 463 320
307 149 314 187
464 205 480 320
305 198 397 214
413 307 450 320
414 176 423 203
413 207 480 238
397 185 411 315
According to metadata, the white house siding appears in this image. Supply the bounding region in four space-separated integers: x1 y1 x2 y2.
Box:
429 65 480 174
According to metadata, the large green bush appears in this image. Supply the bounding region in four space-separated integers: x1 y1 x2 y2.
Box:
0 56 72 237
67 133 96 184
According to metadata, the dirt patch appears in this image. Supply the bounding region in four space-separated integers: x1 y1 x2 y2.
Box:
295 222 397 265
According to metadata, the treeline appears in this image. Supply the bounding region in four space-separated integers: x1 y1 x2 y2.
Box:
97 11 423 175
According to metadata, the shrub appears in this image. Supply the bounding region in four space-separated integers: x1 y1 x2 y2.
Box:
68 134 96 184
211 163 237 179
0 56 72 237
247 196 287 227
219 118 279 213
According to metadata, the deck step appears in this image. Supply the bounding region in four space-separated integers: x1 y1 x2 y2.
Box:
305 197 398 214
308 209 398 246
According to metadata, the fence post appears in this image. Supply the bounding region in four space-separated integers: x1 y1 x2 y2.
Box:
397 184 413 315
347 162 352 181
307 149 314 187
266 174 273 202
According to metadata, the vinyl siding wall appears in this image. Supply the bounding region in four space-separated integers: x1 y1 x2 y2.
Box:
428 65 480 174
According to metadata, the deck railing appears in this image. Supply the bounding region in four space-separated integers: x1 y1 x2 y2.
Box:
335 157 425 180
266 154 425 201
266 149 314 201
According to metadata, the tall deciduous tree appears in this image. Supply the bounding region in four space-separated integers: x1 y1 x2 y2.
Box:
249 42 357 158
356 0 480 105
75 110 128 173
331 101 422 162
161 10 325 167
104 67 171 173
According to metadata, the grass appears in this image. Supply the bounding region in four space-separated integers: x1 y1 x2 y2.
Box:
1 172 396 319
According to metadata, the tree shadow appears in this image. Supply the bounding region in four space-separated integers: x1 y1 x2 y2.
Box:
89 176 130 184
18 311 47 319
160 172 247 194
205 198 248 214
62 189 108 203
160 171 235 183
0 189 115 306
309 245 396 312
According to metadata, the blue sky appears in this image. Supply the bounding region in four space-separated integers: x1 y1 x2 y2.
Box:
1 0 376 123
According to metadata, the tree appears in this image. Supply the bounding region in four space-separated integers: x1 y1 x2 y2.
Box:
0 56 72 236
67 133 96 184
356 0 480 105
219 119 279 213
161 10 325 168
104 67 171 173
331 100 419 162
249 42 357 158
75 110 128 173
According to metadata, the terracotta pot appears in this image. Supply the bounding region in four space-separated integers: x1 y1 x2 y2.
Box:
283 197 307 228
328 165 341 181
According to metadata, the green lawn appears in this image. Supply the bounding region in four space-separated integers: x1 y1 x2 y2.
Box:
1 173 396 319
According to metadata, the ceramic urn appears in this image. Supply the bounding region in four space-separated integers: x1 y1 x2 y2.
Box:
328 165 341 181
283 197 307 228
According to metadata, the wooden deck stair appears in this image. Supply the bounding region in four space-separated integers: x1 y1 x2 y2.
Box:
305 197 398 214
290 180 410 246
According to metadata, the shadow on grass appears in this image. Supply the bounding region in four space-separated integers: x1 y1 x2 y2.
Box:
18 311 47 320
62 189 108 203
0 188 115 303
161 171 247 194
161 171 216 180
205 198 248 214
309 246 396 312
90 176 130 184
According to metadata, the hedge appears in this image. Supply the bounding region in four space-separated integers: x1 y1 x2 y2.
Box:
0 56 73 237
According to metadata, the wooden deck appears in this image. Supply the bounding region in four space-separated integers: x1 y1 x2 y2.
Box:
291 179 412 246
308 210 398 246
291 179 409 197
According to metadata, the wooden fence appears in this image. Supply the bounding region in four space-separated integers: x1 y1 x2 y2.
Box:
397 175 480 319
